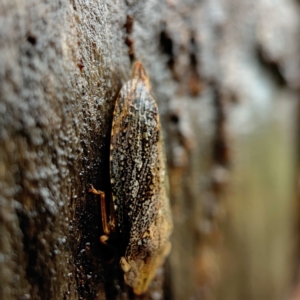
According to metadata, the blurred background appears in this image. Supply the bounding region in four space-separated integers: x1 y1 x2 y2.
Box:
0 0 300 299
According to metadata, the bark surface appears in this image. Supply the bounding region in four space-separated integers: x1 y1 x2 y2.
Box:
0 0 299 300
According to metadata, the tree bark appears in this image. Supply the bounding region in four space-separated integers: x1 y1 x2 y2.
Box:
0 0 300 300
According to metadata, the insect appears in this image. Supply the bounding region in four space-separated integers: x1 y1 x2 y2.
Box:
89 62 173 295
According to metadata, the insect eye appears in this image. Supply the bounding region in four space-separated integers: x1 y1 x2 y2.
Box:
120 257 131 272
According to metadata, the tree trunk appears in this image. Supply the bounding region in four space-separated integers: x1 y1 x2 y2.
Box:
0 0 299 300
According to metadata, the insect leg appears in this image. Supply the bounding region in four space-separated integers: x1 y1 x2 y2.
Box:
88 184 110 240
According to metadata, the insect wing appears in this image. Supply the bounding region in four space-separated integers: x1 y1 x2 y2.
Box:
110 79 162 243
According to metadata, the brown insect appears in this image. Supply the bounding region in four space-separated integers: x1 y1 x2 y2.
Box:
89 62 173 295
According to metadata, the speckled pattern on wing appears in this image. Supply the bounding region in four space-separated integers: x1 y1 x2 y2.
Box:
110 63 173 294
110 78 162 245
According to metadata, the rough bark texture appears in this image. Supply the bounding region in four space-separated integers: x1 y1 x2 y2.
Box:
0 0 300 300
